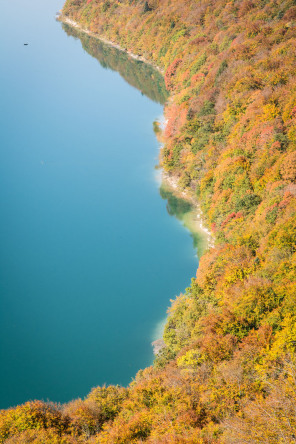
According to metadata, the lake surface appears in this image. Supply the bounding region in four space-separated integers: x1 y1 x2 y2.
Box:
0 0 201 408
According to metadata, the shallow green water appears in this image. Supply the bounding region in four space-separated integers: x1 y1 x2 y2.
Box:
0 0 202 408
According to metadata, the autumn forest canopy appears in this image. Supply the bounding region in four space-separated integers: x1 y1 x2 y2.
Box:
2 0 296 442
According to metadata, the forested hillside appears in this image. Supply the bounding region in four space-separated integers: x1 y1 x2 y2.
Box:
1 0 296 442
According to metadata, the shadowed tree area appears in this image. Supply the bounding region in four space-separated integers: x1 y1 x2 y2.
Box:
62 23 168 105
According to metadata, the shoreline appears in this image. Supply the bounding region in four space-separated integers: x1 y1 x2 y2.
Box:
58 13 214 353
58 13 214 249
150 172 214 354
57 14 164 75
161 171 214 249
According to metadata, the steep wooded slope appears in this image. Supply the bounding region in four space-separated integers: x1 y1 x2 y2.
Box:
1 0 296 442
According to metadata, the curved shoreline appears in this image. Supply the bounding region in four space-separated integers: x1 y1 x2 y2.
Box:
58 13 214 250
59 13 214 355
161 171 214 249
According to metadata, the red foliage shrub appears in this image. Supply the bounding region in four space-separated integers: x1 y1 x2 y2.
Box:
281 151 296 181
165 58 182 91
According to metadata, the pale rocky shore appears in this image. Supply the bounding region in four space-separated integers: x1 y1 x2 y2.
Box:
162 171 215 249
152 338 166 355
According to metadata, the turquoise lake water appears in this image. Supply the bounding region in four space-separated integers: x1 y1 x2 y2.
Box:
0 0 199 408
